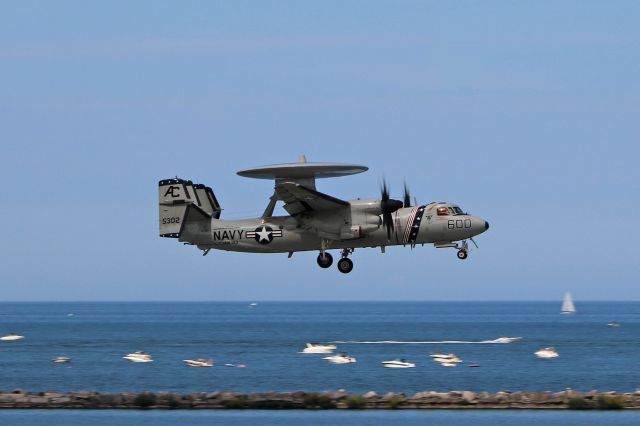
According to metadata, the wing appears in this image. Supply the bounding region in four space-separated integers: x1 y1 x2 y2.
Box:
275 182 349 216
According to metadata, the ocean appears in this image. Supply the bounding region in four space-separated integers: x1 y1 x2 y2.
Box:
0 301 638 424
2 410 640 426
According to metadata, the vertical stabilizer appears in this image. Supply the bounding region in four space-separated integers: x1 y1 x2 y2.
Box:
194 184 222 219
159 178 196 238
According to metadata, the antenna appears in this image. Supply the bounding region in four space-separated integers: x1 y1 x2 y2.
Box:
298 154 307 163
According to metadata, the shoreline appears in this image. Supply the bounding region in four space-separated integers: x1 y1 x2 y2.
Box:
0 390 637 410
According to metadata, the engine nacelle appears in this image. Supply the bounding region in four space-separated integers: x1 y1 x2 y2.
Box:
347 199 383 237
339 219 381 239
298 199 384 240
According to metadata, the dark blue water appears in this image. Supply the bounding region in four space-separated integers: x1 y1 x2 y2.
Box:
0 302 638 393
1 410 639 426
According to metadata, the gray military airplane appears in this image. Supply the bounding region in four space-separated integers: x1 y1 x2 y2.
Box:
159 156 489 273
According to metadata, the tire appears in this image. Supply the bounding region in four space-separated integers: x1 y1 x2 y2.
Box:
457 250 468 260
317 252 333 268
337 258 354 274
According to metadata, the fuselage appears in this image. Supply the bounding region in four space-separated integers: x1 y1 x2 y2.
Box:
184 202 489 254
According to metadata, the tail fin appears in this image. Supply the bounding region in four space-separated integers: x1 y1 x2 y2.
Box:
158 178 221 239
193 184 222 219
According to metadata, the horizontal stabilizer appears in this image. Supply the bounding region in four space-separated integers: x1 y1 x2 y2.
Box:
179 204 212 243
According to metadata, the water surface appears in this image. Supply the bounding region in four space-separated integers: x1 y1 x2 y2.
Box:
0 302 637 393
1 410 638 426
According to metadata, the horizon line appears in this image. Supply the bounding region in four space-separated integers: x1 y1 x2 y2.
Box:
0 299 635 303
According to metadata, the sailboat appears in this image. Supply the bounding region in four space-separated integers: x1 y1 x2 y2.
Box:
561 292 576 314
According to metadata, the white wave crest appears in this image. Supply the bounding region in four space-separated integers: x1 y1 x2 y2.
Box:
330 337 522 345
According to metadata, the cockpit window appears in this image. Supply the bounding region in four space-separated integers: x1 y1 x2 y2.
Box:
437 207 449 216
452 207 464 215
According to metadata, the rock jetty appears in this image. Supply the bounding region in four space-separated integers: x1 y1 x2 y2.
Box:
0 390 639 409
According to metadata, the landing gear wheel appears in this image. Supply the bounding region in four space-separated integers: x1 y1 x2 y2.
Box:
337 258 354 274
457 250 468 260
317 252 333 268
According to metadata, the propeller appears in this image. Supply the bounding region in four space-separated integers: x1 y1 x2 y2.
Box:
403 181 411 208
380 178 403 240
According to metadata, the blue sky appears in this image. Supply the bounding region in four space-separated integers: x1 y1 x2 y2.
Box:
1 1 638 300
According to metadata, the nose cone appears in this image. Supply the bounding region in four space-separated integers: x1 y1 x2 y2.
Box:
472 217 489 237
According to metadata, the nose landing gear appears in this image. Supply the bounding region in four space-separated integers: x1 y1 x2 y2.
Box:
436 240 471 260
456 240 470 260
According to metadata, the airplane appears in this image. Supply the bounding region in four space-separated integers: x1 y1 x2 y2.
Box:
158 156 489 273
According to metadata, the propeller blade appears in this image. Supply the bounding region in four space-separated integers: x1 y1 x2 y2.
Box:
381 178 390 202
379 178 403 241
383 211 393 239
403 181 411 208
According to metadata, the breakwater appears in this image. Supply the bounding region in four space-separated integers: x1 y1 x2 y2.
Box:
0 390 638 409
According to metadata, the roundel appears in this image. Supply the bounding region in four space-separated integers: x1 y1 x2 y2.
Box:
254 226 274 244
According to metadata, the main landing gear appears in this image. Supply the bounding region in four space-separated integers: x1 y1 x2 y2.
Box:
337 258 353 274
317 248 354 273
317 252 333 268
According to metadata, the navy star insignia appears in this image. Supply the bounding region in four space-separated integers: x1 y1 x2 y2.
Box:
246 225 283 244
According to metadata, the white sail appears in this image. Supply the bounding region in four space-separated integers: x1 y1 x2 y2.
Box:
561 292 576 314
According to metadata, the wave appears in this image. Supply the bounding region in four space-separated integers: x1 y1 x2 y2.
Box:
330 337 522 344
